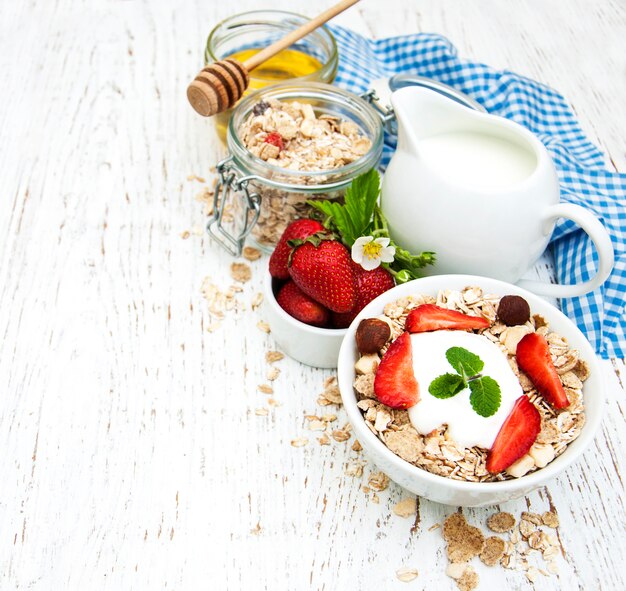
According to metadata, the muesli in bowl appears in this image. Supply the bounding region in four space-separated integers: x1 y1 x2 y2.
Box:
336 275 604 506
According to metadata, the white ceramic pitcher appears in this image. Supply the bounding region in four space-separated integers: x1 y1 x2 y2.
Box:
381 87 614 298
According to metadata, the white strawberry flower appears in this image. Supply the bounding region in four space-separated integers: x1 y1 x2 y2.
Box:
351 236 396 271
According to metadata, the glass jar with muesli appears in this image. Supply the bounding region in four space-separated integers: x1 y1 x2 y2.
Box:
207 82 384 255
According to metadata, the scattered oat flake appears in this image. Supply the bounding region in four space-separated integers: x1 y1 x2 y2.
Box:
428 523 441 532
371 492 380 504
368 472 390 492
547 561 559 574
266 367 280 381
396 567 418 582
456 565 479 591
254 408 269 416
250 522 262 535
266 350 284 363
180 230 190 240
443 513 485 564
521 511 543 526
345 461 365 477
323 376 337 388
187 174 206 183
318 433 330 445
258 384 273 394
251 292 264 310
230 262 252 283
257 320 271 333
542 510 560 528
351 440 362 452
527 531 543 550
526 566 541 583
195 187 213 203
445 563 467 580
479 536 506 566
332 429 351 442
307 419 326 431
242 246 262 261
392 498 416 518
322 388 343 405
487 512 516 533
267 398 281 407
290 437 308 448
519 519 536 538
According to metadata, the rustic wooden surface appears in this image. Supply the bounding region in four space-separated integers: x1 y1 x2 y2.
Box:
0 0 624 589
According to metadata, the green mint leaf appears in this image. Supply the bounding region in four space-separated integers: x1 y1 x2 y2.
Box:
429 373 466 399
469 376 501 417
446 347 484 379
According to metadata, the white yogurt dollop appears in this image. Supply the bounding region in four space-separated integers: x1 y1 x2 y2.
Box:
407 331 521 449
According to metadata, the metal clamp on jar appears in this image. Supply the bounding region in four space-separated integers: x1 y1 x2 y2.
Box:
207 77 483 256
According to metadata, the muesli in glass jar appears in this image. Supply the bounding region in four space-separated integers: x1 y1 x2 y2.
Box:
207 82 384 255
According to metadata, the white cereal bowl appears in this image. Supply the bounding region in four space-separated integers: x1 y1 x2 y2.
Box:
263 272 347 369
337 274 605 507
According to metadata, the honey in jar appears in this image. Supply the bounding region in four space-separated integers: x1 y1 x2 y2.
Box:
215 47 325 140
206 11 339 141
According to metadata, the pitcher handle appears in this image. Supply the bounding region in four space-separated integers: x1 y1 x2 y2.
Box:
517 203 614 298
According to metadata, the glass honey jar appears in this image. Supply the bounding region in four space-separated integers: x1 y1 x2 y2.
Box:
206 10 339 142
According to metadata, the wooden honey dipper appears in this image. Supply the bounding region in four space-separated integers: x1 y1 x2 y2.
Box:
187 0 361 117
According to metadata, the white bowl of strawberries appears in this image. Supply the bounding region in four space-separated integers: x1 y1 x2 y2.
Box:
337 275 605 506
264 218 395 368
263 169 435 368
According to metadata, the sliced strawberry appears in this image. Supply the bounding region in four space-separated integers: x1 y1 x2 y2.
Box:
516 332 570 409
405 304 490 333
486 395 541 474
332 264 395 328
269 219 325 280
373 332 419 409
276 280 330 327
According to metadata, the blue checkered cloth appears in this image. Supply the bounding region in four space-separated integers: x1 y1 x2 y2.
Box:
329 26 626 359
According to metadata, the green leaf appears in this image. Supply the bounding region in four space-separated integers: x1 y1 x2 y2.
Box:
446 347 484 380
343 168 380 242
308 200 353 242
309 169 436 277
428 374 466 399
469 376 502 417
308 169 380 247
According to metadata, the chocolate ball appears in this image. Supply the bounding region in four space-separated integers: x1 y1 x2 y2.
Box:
497 295 531 326
355 318 391 354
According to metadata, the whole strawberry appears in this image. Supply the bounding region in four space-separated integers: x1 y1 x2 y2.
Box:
276 281 330 327
288 237 356 314
333 264 395 328
269 219 325 280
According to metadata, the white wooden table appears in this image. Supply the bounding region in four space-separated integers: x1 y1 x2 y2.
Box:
1 1 624 589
